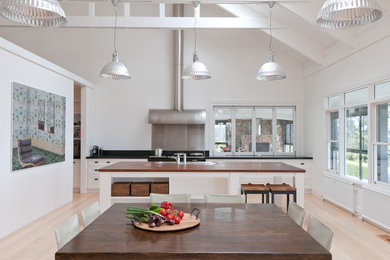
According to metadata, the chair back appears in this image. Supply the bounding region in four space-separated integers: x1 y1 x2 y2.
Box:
150 193 191 204
81 202 100 227
17 139 33 160
307 215 334 251
204 194 245 204
54 214 80 249
287 201 306 227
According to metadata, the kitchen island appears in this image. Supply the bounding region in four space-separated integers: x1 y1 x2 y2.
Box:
98 161 305 212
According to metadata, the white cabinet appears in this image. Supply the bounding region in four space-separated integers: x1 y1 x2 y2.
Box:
86 159 147 191
73 159 80 192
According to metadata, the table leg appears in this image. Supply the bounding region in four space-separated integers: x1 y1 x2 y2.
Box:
294 173 305 207
271 193 274 204
262 193 264 204
266 193 269 204
287 193 290 209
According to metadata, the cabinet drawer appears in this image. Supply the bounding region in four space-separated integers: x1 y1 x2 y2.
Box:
88 174 100 189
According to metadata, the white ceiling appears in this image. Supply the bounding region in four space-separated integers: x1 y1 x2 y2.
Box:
0 0 389 77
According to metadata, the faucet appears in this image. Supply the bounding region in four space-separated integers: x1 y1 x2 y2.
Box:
170 153 187 165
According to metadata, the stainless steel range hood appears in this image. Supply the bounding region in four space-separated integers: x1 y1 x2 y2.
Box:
148 4 206 151
148 109 206 125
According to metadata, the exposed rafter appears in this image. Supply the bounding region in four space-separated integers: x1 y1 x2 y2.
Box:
218 4 325 65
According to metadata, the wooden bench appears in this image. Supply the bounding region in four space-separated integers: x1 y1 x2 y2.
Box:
266 183 296 209
241 184 270 204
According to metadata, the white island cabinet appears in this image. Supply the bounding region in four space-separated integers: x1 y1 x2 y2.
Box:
98 161 306 213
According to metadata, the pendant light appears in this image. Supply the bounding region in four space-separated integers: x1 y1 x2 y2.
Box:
99 0 131 80
0 0 67 27
182 1 211 80
316 0 382 29
256 1 286 81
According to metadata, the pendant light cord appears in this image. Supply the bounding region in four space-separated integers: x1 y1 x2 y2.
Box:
193 9 197 55
114 4 118 53
269 6 274 57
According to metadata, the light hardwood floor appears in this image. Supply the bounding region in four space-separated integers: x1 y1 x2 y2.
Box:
0 193 389 260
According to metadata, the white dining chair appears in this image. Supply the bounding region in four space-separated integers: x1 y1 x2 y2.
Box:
150 193 191 203
307 215 334 251
287 201 306 227
204 194 246 204
81 201 100 227
54 214 80 249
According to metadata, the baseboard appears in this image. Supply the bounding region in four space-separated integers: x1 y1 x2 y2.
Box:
311 187 322 198
362 215 390 233
322 196 354 214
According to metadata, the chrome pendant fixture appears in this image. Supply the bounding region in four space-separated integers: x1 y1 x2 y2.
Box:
0 0 68 27
316 0 382 29
256 1 286 81
182 1 211 81
99 0 131 80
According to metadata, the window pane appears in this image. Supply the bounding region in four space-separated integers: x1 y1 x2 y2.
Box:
345 106 368 180
328 95 339 108
375 81 390 99
276 108 294 153
255 108 273 153
328 142 339 172
345 88 368 106
235 108 252 153
330 111 339 141
375 144 390 184
377 103 390 143
214 108 232 153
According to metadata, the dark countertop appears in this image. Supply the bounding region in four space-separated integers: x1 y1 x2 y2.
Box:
86 150 312 160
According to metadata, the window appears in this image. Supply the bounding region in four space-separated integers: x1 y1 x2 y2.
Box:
327 111 339 172
375 81 390 99
374 103 390 184
213 106 295 155
345 106 368 181
214 108 232 153
235 108 252 153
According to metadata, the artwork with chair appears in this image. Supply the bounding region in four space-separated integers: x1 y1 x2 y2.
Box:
12 82 66 171
150 193 191 204
307 215 334 251
204 194 245 204
81 202 100 227
287 201 306 227
54 214 80 249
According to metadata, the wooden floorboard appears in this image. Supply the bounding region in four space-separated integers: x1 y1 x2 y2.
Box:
0 192 389 260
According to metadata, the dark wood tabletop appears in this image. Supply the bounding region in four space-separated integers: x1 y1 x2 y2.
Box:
56 203 331 260
98 161 305 173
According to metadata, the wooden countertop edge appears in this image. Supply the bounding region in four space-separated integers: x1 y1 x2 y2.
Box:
98 169 305 173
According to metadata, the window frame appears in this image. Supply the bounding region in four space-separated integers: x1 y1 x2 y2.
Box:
326 109 340 174
212 105 296 156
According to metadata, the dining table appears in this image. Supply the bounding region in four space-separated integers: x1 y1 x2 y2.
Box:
55 203 332 260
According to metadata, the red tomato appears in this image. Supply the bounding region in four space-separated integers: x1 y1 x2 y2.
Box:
160 209 167 216
174 216 181 224
166 214 173 221
177 211 184 219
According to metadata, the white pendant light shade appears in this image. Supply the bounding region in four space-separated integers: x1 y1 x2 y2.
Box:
99 51 131 80
182 53 211 80
256 53 286 81
316 0 382 29
0 0 67 27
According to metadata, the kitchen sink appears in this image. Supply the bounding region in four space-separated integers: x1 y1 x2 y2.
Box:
152 161 217 165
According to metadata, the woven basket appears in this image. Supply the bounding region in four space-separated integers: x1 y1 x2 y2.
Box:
151 182 169 194
111 182 131 196
131 182 150 196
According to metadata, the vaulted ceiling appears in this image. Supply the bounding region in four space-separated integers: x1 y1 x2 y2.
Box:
1 0 389 77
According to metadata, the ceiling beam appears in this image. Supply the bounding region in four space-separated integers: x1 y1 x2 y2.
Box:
87 0 308 3
218 4 325 65
0 16 281 29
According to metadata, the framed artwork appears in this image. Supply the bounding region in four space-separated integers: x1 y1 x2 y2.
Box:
12 82 66 171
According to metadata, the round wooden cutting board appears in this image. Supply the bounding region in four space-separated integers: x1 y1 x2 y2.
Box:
133 213 200 232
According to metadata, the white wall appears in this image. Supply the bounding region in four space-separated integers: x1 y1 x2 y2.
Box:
0 28 305 152
0 39 74 238
303 35 390 230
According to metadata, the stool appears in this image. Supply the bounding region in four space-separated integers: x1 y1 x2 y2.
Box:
266 183 296 209
241 184 270 204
